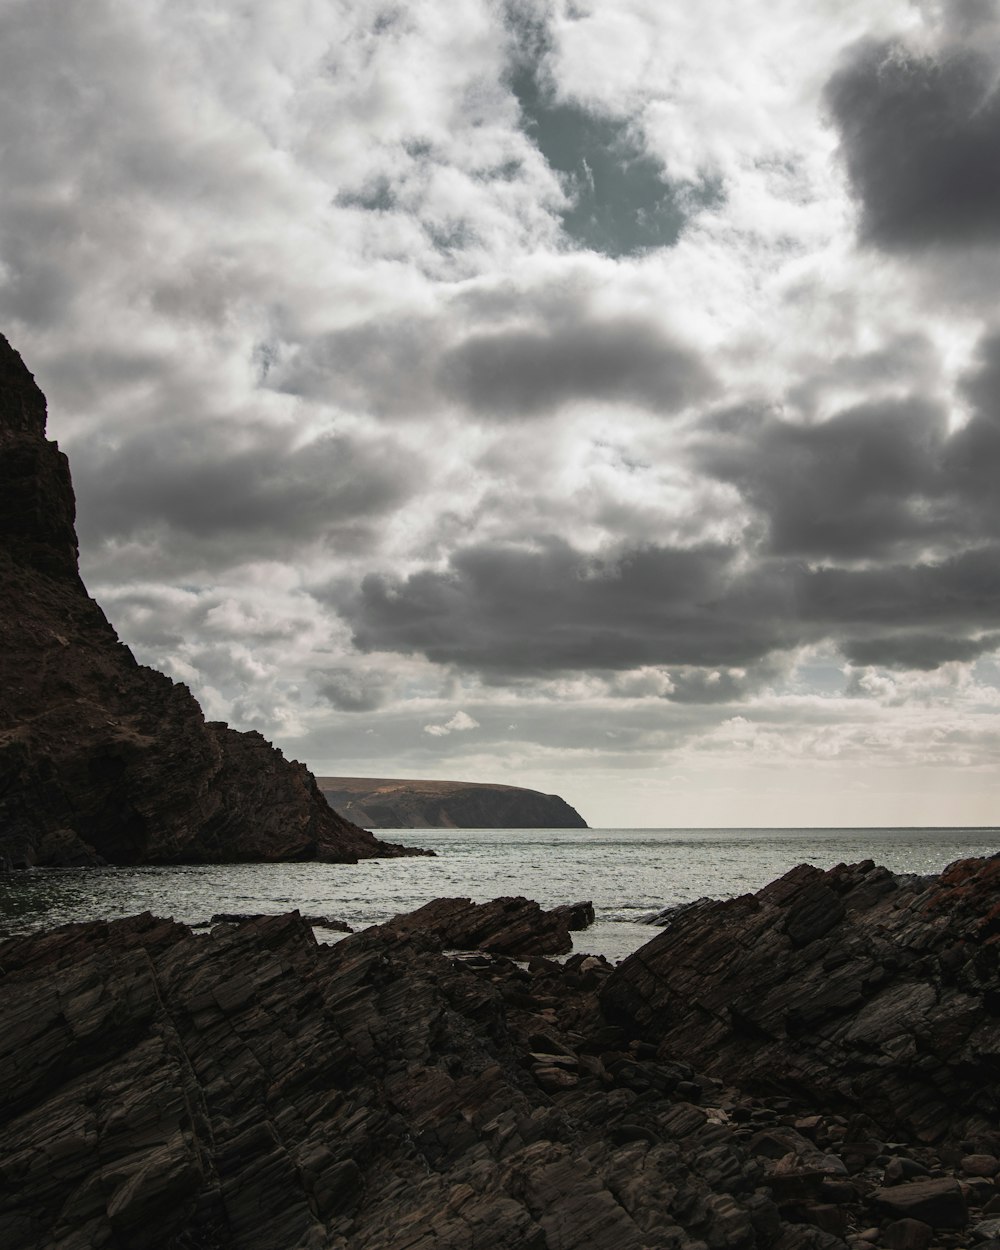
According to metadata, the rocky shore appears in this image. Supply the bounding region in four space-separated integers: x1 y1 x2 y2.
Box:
2 853 999 1250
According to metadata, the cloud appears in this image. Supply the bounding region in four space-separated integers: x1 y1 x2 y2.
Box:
825 29 1000 250
423 709 481 736
503 1 716 257
438 313 715 417
273 285 714 422
345 536 797 677
4 0 1000 825
69 417 420 574
315 666 396 713
699 394 951 559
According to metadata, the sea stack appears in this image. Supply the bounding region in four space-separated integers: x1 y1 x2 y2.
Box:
0 333 425 867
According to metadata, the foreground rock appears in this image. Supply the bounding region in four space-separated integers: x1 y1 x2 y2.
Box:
603 854 1000 1146
378 895 595 956
318 775 588 828
4 855 1000 1249
0 332 425 868
0 909 787 1250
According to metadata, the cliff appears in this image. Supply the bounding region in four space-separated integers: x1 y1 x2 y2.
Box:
0 333 425 867
317 775 588 828
3 854 1000 1248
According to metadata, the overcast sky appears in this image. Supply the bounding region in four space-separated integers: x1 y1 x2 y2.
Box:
4 0 1000 827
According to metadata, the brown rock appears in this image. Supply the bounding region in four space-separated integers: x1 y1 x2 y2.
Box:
884 1218 934 1250
872 1178 968 1229
961 1153 999 1177
378 895 590 957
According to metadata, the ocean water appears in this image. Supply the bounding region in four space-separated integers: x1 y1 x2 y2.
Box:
2 826 998 962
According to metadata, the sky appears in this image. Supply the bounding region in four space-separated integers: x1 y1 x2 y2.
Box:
3 0 1000 828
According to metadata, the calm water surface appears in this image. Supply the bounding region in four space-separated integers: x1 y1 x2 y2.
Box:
2 827 997 962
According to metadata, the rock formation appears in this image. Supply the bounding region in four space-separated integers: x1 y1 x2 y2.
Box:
0 333 426 867
317 775 588 828
3 854 1000 1249
602 855 1000 1146
377 894 596 957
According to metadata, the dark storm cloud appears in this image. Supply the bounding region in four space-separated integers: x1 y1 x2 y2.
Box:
342 533 1000 683
825 36 1000 249
843 632 1000 671
314 666 396 713
70 418 418 565
503 2 717 257
277 303 713 420
701 326 1000 564
439 315 715 416
343 537 797 678
700 396 950 559
798 547 1000 633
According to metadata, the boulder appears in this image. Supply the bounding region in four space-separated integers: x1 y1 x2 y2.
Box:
377 895 594 956
871 1178 968 1228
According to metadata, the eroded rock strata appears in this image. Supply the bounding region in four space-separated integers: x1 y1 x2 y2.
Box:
0 333 423 867
602 855 1000 1146
377 894 596 957
3 854 1000 1250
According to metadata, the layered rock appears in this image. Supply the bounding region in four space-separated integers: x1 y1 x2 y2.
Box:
0 909 787 1250
377 894 596 957
0 333 425 867
5 855 1000 1248
602 855 1000 1145
317 775 588 828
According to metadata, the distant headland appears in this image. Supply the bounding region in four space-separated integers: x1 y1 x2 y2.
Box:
317 775 588 828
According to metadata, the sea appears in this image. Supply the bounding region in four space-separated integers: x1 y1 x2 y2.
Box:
2 826 998 963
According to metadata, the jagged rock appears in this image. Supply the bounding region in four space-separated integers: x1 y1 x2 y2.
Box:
602 855 1000 1144
376 895 594 956
207 912 353 932
7 856 1000 1248
0 333 427 869
0 908 797 1250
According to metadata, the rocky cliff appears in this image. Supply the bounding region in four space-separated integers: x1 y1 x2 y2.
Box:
3 854 1000 1249
317 775 588 828
0 333 424 867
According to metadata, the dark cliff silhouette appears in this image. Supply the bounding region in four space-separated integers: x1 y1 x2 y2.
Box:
0 333 426 867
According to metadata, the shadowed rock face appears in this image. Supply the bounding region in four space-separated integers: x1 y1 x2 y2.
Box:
317 776 588 829
602 855 1000 1146
0 910 782 1250
3 858 1000 1248
0 333 426 867
376 895 596 957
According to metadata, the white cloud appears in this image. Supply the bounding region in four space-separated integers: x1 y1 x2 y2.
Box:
423 710 481 737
